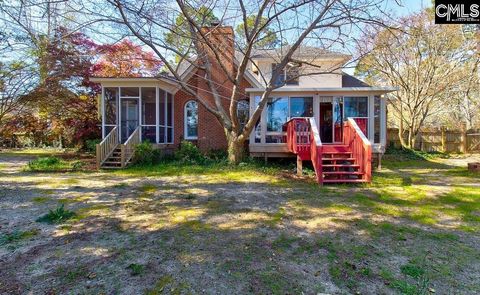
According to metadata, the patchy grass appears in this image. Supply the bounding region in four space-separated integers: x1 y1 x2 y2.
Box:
0 229 40 246
25 156 85 172
36 204 76 224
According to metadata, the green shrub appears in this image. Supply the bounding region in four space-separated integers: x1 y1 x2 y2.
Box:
36 204 76 224
175 141 206 164
206 149 228 162
133 141 161 165
85 139 101 153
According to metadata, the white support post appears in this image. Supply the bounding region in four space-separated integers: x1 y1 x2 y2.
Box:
313 94 320 130
368 95 375 142
380 97 387 146
101 86 105 139
155 87 159 144
139 88 142 142
117 87 121 141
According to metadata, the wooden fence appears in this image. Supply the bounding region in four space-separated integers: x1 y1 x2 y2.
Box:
387 127 480 153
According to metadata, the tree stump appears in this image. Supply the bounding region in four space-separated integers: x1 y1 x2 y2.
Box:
468 162 480 172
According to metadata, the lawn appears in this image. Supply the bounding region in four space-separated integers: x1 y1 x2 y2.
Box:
0 150 479 294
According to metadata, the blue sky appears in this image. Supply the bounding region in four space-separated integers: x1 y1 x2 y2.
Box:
391 0 431 16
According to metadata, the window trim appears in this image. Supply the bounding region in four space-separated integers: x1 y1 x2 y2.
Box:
184 100 198 140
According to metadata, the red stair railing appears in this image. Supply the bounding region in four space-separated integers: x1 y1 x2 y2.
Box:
285 117 323 184
286 117 311 160
344 118 372 182
308 117 323 185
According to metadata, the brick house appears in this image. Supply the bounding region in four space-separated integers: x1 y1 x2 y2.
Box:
91 25 395 184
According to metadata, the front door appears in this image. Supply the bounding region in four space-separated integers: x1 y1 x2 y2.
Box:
120 98 139 143
320 102 333 143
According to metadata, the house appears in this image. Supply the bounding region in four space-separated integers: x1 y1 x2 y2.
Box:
90 25 396 184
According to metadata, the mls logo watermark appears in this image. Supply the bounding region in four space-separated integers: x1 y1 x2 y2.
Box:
435 0 479 24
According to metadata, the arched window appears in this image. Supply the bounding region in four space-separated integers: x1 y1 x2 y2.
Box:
184 100 198 139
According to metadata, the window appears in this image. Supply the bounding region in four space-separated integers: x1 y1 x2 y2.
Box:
267 97 288 132
272 64 300 87
184 100 198 139
104 87 118 126
237 100 249 131
290 97 313 117
344 97 368 118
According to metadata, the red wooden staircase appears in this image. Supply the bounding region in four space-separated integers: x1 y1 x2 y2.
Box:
285 117 372 185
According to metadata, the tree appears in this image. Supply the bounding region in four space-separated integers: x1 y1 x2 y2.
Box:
81 0 392 163
93 39 163 77
164 5 219 62
235 15 279 49
0 61 36 128
356 11 479 148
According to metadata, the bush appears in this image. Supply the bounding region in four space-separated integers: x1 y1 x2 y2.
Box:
133 141 161 165
175 141 206 164
85 139 101 153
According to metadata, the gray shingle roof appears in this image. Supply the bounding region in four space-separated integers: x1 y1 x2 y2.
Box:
250 46 350 60
342 72 371 87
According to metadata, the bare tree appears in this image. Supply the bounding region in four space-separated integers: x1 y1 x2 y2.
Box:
79 0 393 163
0 62 36 127
356 11 479 148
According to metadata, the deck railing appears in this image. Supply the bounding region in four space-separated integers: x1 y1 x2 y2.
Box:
308 117 324 184
286 117 311 160
344 118 372 182
96 126 118 169
121 126 141 167
285 117 323 184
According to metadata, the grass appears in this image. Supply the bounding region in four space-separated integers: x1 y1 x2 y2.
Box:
0 229 39 246
36 204 76 224
127 263 145 276
25 156 85 172
1 151 479 294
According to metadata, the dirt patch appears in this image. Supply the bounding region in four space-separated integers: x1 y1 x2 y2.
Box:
0 153 479 294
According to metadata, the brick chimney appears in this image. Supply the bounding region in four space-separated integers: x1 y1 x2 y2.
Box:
198 24 235 79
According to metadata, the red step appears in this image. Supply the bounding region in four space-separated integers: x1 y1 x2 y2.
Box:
322 157 355 161
323 171 363 175
322 164 359 168
322 179 367 183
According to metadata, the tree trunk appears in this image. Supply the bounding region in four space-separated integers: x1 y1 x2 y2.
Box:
226 135 245 165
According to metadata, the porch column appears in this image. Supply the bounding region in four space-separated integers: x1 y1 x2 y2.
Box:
156 87 159 143
368 95 374 142
380 96 387 146
313 94 320 129
101 86 105 138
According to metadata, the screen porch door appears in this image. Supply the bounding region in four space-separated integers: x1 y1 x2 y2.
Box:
120 97 139 143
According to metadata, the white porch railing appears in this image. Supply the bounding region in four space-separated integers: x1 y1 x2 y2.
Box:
96 126 118 169
121 126 141 167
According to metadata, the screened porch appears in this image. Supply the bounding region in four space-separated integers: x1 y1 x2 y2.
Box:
101 86 174 144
